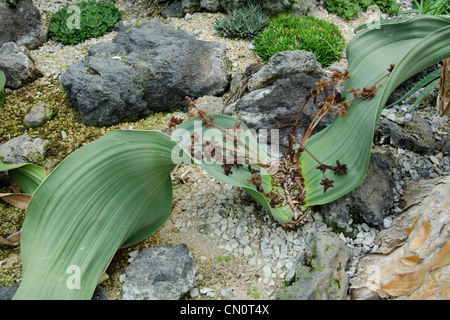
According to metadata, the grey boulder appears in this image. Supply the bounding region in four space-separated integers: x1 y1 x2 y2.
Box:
122 244 197 300
61 56 148 126
247 50 325 91
0 134 49 165
0 42 42 89
375 112 435 154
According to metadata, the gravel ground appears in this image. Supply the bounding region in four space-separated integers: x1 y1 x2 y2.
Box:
153 164 381 300
1 0 448 300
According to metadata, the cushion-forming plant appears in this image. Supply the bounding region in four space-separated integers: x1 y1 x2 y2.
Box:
253 15 346 67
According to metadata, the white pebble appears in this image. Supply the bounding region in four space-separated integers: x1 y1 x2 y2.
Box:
383 216 393 228
190 288 199 298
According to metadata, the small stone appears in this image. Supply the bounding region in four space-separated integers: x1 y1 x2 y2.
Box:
220 288 233 297
128 250 139 259
200 287 214 295
387 113 397 122
353 246 362 256
243 246 253 257
383 216 393 228
361 223 370 232
404 113 412 122
362 237 373 247
239 236 249 246
276 260 286 270
262 248 273 257
24 101 54 128
429 155 440 165
312 211 324 222
285 261 293 270
262 265 272 278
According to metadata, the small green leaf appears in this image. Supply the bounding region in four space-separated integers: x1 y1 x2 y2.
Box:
385 68 441 108
0 159 48 194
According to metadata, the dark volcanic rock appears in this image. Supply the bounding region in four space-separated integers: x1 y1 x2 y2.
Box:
61 22 230 126
0 0 47 50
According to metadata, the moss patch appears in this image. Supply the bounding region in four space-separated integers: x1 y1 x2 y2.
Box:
0 78 171 171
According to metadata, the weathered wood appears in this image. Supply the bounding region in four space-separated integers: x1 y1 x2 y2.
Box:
438 57 450 116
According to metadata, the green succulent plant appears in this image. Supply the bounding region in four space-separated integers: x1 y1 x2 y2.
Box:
48 0 122 45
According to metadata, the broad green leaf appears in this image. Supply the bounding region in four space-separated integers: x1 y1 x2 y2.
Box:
300 15 450 205
14 130 179 300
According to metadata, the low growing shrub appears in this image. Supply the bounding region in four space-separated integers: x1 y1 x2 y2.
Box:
253 15 345 67
324 0 400 19
48 0 122 45
213 2 269 40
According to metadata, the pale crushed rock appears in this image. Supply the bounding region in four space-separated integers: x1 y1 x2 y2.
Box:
154 164 380 300
167 12 262 75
